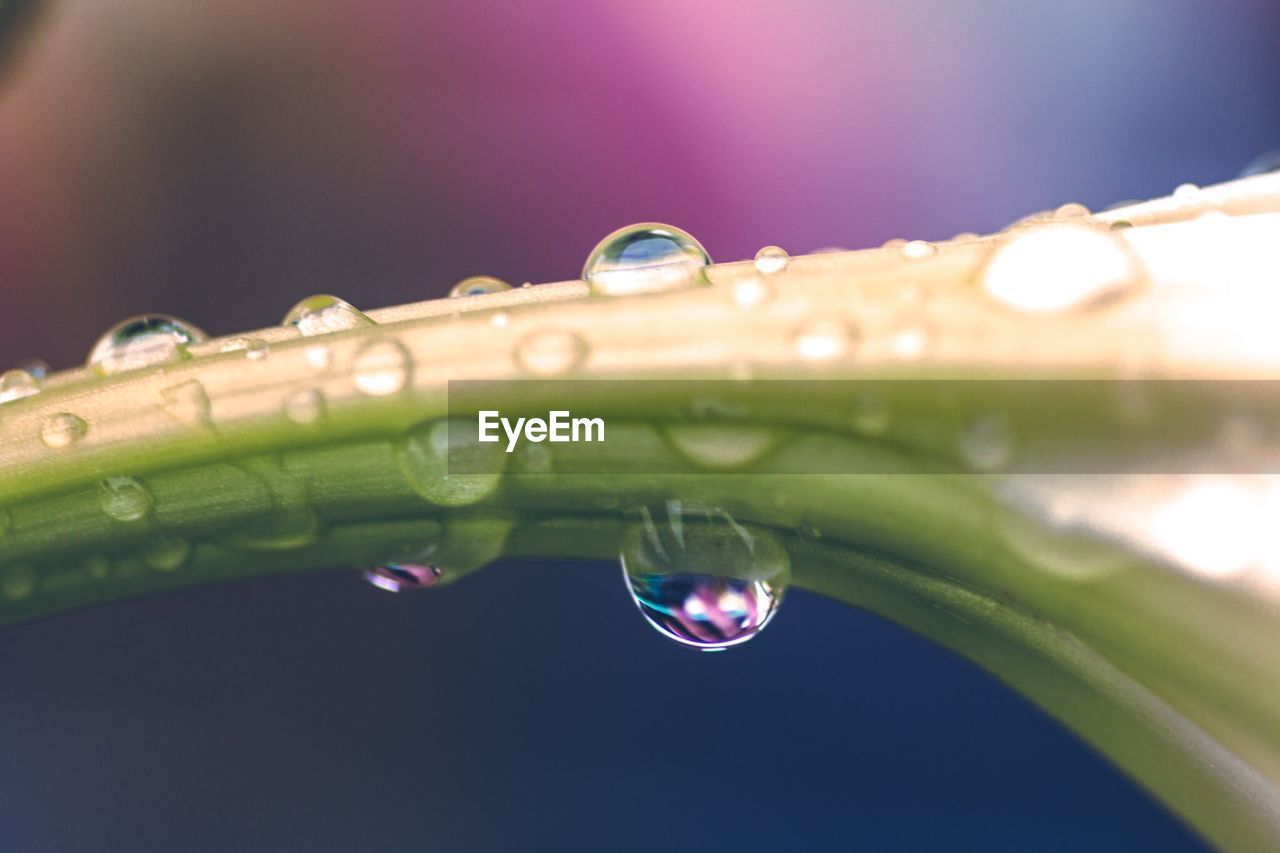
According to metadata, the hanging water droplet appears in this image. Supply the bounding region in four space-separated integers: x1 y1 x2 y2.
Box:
284 388 327 425
449 276 511 298
731 276 772 309
143 535 190 571
0 368 42 404
353 338 411 397
1240 149 1280 177
901 240 936 259
282 295 373 336
620 503 789 651
98 476 154 522
86 315 207 375
398 418 507 506
753 245 789 274
363 563 442 592
982 223 1140 312
160 380 212 426
792 320 853 362
582 223 711 295
41 413 87 448
959 414 1013 472
221 337 270 360
515 329 588 376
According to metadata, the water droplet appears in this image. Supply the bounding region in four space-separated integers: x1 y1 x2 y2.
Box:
398 419 507 506
98 476 154 522
353 338 411 397
1172 183 1201 200
620 503 789 651
282 295 373 336
793 320 853 362
753 245 790 274
143 535 190 571
1240 149 1280 177
221 337 270 360
0 368 42 404
86 315 207 375
514 329 588 376
959 414 1013 472
887 320 932 361
582 223 710 295
1054 202 1090 219
160 380 212 426
731 276 772 309
41 413 87 448
982 223 1139 312
284 388 326 425
901 240 936 259
664 424 781 470
2 565 35 601
1109 220 1133 230
449 276 511 298
881 238 907 250
363 563 442 592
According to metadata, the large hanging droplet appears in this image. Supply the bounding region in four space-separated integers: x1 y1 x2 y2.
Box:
582 223 711 295
363 563 442 592
282 295 373 336
620 502 789 651
86 315 207 375
449 276 512 298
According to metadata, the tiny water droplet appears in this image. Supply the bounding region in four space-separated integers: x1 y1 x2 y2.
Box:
398 418 507 506
793 320 853 362
881 238 907 250
753 245 789 274
1240 149 1280 177
98 476 154 522
515 329 588 376
221 337 270 360
1172 183 1201 199
1109 220 1133 230
87 315 207 375
731 276 772 309
582 223 710 295
621 503 789 651
160 379 212 426
41 413 87 448
959 414 1013 472
664 424 781 470
982 223 1139 312
449 276 511 298
143 535 190 571
284 388 327 425
1054 202 1090 219
0 368 42 404
363 563 442 592
901 240 936 259
352 338 411 397
283 295 373 336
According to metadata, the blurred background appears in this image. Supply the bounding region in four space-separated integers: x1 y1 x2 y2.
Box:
1 0 1277 849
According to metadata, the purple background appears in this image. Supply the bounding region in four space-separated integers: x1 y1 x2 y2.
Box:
2 0 1276 849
